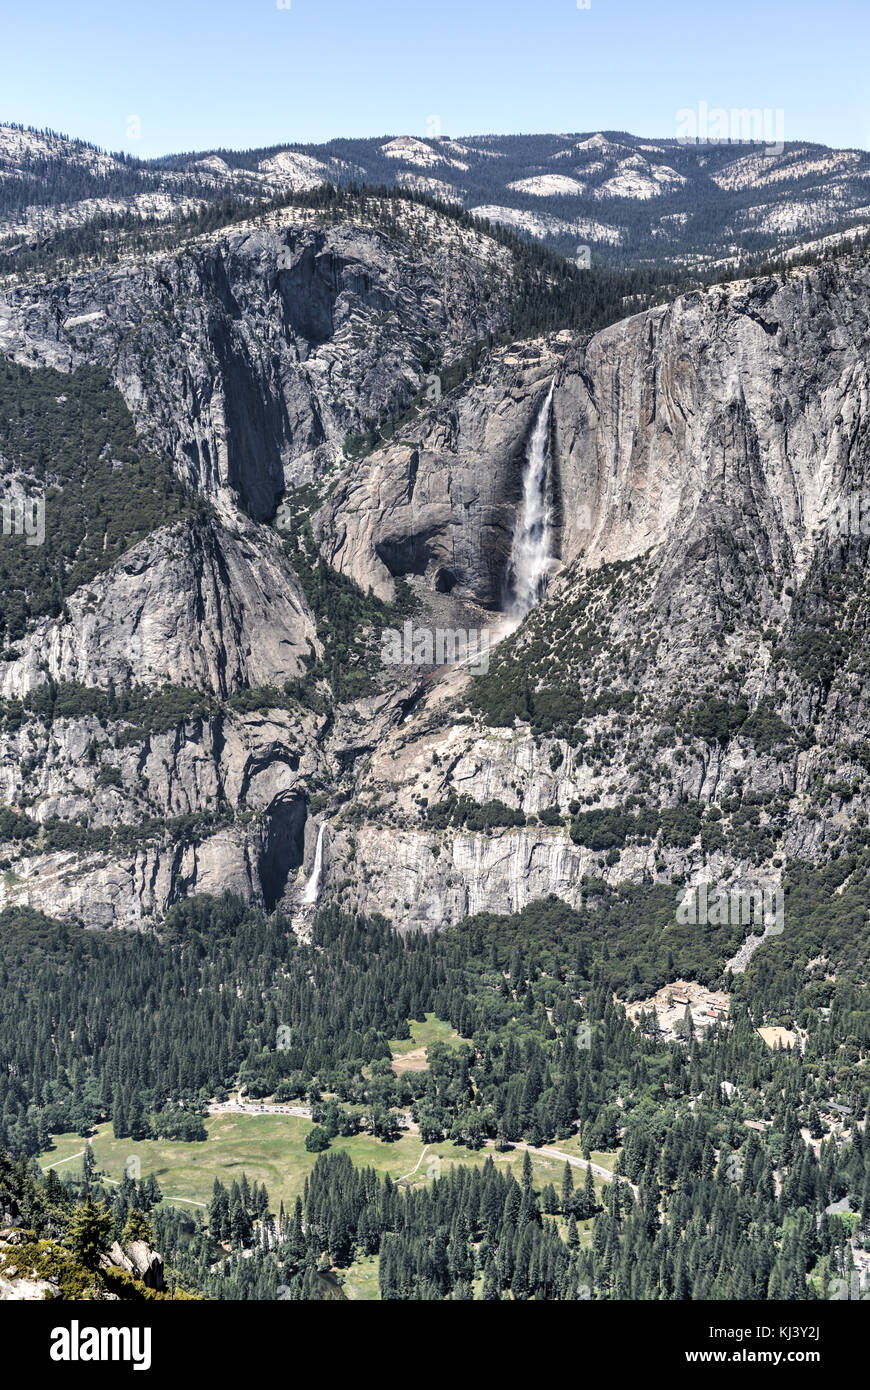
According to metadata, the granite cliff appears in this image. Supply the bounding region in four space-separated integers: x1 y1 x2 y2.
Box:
1 187 869 934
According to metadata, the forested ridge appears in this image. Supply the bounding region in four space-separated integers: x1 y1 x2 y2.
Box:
6 122 870 269
0 358 197 646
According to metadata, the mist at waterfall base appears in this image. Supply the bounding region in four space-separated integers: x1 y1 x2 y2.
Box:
502 381 557 633
302 822 327 904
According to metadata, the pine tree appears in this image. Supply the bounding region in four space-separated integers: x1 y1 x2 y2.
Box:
67 1197 113 1288
521 1149 533 1192
81 1143 96 1189
561 1160 575 1214
122 1209 156 1246
582 1164 596 1218
482 1255 500 1300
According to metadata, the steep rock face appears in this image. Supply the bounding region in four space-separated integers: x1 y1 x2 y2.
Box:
321 262 870 612
0 205 513 518
4 251 870 932
0 502 328 927
0 602 422 927
323 259 870 924
331 712 604 926
317 339 567 604
328 713 691 930
551 266 870 579
0 703 333 930
0 513 317 701
343 824 587 928
1 823 284 932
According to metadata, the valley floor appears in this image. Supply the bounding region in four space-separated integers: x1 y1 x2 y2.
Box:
38 1114 615 1225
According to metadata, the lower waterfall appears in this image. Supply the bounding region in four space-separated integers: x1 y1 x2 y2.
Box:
302 822 327 905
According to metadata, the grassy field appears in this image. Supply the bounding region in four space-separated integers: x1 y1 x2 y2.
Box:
39 1115 614 1298
40 1115 424 1211
387 1013 469 1056
400 1138 609 1198
387 1013 472 1073
341 1254 380 1301
534 1133 622 1173
39 1113 613 1216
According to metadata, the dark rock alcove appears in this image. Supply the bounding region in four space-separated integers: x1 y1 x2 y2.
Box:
258 794 307 911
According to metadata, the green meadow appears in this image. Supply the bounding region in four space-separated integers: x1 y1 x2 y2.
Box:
39 1113 611 1217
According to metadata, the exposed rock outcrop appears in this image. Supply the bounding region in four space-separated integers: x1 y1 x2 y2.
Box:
0 513 317 702
319 258 870 923
101 1239 165 1292
0 203 514 518
3 236 870 931
317 339 567 604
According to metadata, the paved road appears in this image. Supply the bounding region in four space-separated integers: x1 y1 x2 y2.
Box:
513 1142 640 1197
207 1102 312 1118
394 1135 638 1196
395 1144 432 1184
206 1101 422 1133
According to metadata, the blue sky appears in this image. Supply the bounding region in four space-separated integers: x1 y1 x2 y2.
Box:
3 0 868 158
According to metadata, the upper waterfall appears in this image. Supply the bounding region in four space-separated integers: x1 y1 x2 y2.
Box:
505 379 556 621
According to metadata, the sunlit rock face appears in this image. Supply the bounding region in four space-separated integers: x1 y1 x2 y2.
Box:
3 209 870 930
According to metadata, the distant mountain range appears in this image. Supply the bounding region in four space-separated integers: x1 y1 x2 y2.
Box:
3 122 870 269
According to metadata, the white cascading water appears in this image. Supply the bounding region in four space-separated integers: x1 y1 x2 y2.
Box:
506 379 556 622
302 822 327 905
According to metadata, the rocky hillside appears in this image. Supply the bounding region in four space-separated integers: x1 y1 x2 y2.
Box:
323 257 870 928
0 195 519 518
0 123 364 241
0 175 869 938
0 192 560 927
0 1148 194 1299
